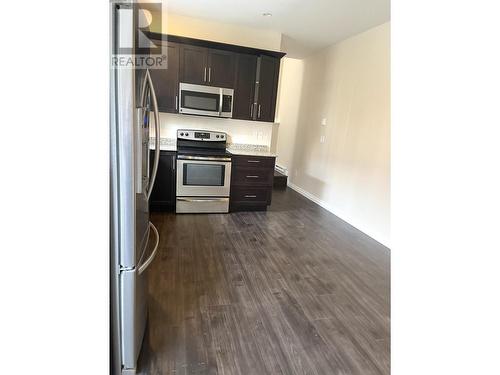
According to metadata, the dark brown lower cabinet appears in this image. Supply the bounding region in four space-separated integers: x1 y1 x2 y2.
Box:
230 155 276 211
149 151 176 212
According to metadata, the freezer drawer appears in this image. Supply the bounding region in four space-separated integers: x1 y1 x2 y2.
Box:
120 267 148 371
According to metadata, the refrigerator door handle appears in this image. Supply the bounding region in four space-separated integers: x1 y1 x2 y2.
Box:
138 222 159 275
136 70 150 195
145 69 161 200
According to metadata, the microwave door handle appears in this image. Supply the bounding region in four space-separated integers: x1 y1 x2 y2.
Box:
219 88 223 116
145 69 161 200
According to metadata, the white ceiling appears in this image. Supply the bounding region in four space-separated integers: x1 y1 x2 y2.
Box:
166 0 390 54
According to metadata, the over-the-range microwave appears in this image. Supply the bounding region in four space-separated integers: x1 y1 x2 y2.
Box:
179 82 234 118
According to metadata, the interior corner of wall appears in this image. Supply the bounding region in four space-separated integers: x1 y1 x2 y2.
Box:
278 32 284 52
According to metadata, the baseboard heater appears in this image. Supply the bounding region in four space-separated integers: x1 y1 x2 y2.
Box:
275 164 288 176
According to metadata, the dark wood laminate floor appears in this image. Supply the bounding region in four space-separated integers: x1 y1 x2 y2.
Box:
138 187 390 375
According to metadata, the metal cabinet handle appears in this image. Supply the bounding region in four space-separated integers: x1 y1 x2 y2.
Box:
138 222 159 275
244 195 257 198
175 95 178 111
246 175 259 178
247 160 261 163
144 69 160 201
208 67 211 82
204 67 207 82
250 103 254 118
258 104 261 118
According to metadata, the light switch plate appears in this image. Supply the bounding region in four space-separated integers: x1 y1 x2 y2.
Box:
320 135 326 143
321 118 327 126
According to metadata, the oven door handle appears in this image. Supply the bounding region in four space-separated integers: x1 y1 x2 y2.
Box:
177 197 229 202
177 155 231 162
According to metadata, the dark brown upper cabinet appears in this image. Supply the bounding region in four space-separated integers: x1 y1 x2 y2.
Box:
149 42 180 113
144 32 285 119
179 44 208 85
207 49 236 88
180 45 236 88
232 54 257 120
253 55 281 122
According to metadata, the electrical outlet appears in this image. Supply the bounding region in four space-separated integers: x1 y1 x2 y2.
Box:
320 135 326 143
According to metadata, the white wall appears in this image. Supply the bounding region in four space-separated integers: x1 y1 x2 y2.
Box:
273 57 304 164
151 12 281 146
163 13 282 51
277 23 390 246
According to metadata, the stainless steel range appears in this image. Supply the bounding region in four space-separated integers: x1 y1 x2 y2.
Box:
176 129 232 213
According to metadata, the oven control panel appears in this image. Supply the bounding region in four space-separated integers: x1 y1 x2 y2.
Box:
177 129 226 142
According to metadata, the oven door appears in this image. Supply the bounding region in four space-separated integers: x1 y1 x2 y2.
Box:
177 157 232 197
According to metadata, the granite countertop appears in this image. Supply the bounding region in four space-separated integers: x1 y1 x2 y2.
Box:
226 143 277 157
226 148 276 157
149 138 276 157
149 138 176 151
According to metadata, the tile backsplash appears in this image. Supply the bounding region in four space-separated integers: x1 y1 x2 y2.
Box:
154 113 275 147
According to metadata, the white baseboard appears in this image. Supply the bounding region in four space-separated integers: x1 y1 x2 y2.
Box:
287 181 390 248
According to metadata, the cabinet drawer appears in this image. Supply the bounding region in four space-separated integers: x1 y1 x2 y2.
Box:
232 167 273 186
230 186 271 204
231 155 275 168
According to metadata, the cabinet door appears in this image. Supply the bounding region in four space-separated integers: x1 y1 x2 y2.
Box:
149 151 176 211
180 45 208 85
256 55 280 122
207 49 235 88
232 54 257 120
150 42 180 113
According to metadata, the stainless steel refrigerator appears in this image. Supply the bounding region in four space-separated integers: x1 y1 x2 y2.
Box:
110 2 161 374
